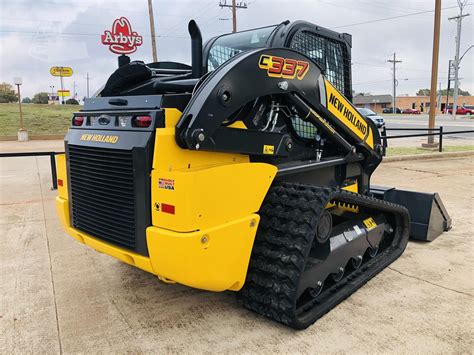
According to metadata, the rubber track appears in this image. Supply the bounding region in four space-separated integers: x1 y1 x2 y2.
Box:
238 181 410 329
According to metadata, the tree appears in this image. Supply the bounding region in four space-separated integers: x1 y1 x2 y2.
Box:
32 92 49 104
416 88 471 96
416 89 431 96
0 82 18 103
66 98 79 105
22 97 32 103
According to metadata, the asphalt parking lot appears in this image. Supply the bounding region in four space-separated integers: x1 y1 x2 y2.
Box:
1 150 473 353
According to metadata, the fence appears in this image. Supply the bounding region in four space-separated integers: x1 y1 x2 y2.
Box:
1 127 473 189
380 126 474 156
0 151 64 190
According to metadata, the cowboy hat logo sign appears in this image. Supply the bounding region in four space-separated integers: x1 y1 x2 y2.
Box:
101 17 143 55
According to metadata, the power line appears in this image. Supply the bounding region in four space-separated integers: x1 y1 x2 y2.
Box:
330 4 471 29
0 29 187 39
352 61 448 74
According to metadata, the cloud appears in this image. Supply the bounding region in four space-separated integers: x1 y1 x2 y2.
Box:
0 0 472 99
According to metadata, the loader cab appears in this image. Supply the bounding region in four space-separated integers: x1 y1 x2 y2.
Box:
203 20 353 100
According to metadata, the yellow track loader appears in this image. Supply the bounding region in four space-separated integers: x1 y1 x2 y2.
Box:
56 20 451 329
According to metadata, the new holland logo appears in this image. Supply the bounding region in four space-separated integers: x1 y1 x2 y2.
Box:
101 17 143 55
258 54 309 80
80 134 119 144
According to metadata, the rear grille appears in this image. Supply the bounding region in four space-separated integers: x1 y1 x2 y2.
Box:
68 145 136 250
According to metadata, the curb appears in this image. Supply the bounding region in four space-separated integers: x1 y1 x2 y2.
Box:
383 150 474 162
0 134 65 141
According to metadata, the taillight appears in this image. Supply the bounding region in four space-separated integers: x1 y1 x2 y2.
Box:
132 115 152 128
73 116 85 126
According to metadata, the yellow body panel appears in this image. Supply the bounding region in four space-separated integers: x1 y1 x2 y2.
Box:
152 162 276 232
324 79 374 149
55 154 68 200
152 109 277 232
56 197 155 274
147 214 259 291
55 108 278 292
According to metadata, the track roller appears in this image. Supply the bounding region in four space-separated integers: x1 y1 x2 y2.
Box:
238 181 410 329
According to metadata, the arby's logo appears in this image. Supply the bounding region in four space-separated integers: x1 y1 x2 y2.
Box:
101 17 143 55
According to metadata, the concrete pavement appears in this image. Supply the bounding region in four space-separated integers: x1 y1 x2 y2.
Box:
1 152 473 353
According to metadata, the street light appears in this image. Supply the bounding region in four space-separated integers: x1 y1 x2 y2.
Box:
459 45 473 63
14 77 28 141
50 85 55 103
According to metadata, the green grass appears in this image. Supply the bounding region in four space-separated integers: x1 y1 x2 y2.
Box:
0 103 80 135
386 145 474 156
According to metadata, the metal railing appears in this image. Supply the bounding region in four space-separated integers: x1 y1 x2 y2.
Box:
0 151 64 190
380 126 474 156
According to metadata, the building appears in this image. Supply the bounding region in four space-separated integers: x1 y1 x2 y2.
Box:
353 93 474 113
396 95 474 113
353 94 392 113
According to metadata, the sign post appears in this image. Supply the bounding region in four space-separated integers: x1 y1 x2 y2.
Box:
14 77 28 141
50 67 73 104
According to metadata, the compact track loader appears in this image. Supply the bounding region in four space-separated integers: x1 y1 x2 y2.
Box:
56 20 451 329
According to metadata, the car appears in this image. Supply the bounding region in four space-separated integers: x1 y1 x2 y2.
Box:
445 105 473 115
357 108 385 127
382 107 402 114
402 108 421 114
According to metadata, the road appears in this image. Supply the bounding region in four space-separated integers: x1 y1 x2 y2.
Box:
382 114 474 140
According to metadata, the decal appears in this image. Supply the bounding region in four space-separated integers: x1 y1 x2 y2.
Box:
158 178 175 190
324 79 374 148
80 134 119 144
263 145 275 155
258 54 309 80
363 217 377 230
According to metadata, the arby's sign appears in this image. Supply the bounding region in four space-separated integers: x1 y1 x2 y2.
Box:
101 17 143 55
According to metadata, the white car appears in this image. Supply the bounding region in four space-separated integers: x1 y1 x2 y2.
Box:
357 108 385 128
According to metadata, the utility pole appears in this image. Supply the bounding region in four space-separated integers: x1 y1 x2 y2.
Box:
86 72 90 98
437 81 442 112
426 0 441 146
147 0 158 62
449 0 470 119
219 0 248 33
387 53 402 114
446 60 455 112
72 81 77 99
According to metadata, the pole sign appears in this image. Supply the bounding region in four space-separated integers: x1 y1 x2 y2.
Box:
101 17 143 55
448 60 456 81
50 67 73 77
57 90 70 97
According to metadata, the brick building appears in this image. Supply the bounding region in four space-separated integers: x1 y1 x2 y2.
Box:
354 93 474 113
353 94 392 113
396 95 474 113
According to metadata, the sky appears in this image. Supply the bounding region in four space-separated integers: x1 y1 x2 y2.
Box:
0 0 473 100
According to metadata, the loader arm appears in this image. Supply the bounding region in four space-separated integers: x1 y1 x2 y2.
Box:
176 47 382 171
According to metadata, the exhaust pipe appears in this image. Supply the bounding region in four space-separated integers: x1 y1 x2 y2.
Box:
188 20 203 78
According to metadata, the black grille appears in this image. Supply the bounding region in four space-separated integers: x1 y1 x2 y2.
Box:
68 145 136 250
290 30 351 140
208 45 243 72
290 30 350 97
